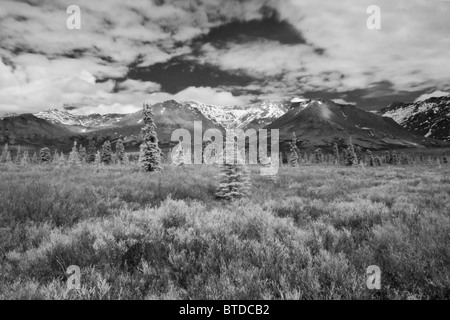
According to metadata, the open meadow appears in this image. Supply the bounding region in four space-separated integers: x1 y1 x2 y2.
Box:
0 161 449 300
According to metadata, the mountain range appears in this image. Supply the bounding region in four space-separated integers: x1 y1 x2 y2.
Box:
0 97 449 152
379 95 450 142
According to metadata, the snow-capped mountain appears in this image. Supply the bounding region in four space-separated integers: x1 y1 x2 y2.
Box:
380 95 450 141
0 112 18 119
183 100 288 129
34 109 126 127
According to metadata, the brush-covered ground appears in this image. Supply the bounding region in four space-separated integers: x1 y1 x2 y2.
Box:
0 162 449 300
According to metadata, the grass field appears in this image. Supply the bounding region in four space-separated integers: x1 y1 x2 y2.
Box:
0 162 449 299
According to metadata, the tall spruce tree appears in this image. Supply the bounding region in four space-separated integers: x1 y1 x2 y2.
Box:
101 140 112 165
344 137 358 166
139 102 162 172
116 138 125 164
289 131 300 167
86 137 96 163
40 147 52 164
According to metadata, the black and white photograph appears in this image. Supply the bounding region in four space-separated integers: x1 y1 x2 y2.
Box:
0 0 449 304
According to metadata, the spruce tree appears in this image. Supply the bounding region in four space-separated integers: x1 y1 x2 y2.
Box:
391 151 399 165
20 150 29 166
375 156 382 166
31 152 38 164
79 146 87 163
52 149 58 164
101 140 112 165
68 142 81 167
14 145 22 164
367 150 375 167
172 145 188 166
86 137 96 163
40 147 52 164
400 152 408 164
58 152 66 167
314 148 323 163
5 150 12 164
139 102 162 172
94 150 102 171
344 137 358 166
116 138 125 164
123 153 130 165
333 143 340 165
289 132 300 167
215 140 251 201
1 143 8 162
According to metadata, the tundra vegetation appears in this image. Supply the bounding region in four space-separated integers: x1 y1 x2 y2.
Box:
0 111 449 300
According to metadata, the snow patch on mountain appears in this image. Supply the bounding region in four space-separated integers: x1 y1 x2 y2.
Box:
183 101 288 129
380 96 450 141
34 109 127 127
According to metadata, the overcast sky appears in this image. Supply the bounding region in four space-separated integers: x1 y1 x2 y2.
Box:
0 0 449 115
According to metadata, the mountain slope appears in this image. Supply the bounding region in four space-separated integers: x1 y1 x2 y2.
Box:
34 109 126 128
0 113 73 148
87 100 224 148
380 96 450 141
265 99 447 149
183 100 288 130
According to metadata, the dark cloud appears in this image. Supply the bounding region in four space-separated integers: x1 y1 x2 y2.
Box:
194 15 306 48
126 56 256 94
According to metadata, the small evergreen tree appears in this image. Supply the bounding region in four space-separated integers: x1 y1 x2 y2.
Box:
40 147 52 164
14 145 22 164
86 137 96 163
391 151 399 165
68 142 81 167
344 137 358 166
31 152 38 164
215 140 251 201
1 143 8 162
443 155 448 164
20 150 29 166
58 152 66 167
289 132 300 167
400 152 409 164
116 138 125 164
79 146 87 163
333 143 340 165
139 102 162 172
101 140 112 165
367 150 375 166
123 153 130 165
375 156 382 166
314 148 323 163
5 150 12 164
52 149 58 164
